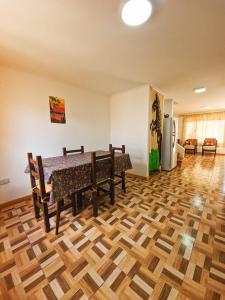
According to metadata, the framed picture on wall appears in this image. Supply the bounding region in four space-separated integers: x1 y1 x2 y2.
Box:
49 96 66 124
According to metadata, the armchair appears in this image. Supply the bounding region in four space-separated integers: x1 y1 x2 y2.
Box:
183 139 198 154
202 138 217 156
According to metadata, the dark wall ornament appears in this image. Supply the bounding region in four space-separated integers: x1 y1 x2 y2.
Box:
150 93 162 161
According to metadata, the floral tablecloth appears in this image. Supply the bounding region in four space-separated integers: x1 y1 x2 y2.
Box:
25 151 132 203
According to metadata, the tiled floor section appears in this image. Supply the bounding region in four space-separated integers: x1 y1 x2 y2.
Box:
0 155 225 300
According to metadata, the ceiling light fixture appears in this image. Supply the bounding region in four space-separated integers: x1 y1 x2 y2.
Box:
202 106 212 109
121 0 152 26
194 87 207 94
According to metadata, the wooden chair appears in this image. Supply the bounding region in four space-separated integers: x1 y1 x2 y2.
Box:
91 151 115 217
27 153 76 234
62 146 84 156
202 138 217 156
62 146 85 209
183 139 198 154
109 144 126 192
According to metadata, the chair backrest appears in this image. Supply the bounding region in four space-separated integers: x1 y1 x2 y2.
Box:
62 146 84 156
184 139 197 146
203 138 217 146
109 144 125 153
91 151 114 187
27 153 47 198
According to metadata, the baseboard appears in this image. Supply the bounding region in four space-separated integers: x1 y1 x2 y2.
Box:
126 172 148 179
186 152 225 156
195 151 225 156
0 195 31 210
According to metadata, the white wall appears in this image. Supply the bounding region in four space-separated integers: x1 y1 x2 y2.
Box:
110 85 150 177
177 116 184 142
164 99 174 117
0 66 110 203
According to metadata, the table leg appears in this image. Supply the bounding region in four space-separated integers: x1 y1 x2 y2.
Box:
92 190 98 217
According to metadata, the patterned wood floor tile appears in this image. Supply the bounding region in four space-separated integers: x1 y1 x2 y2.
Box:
0 154 225 299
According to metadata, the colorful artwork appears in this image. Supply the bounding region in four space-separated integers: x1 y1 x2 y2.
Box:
49 96 66 124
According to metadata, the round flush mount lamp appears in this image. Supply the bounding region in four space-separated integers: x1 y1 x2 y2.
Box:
202 105 212 110
121 0 153 26
194 87 207 94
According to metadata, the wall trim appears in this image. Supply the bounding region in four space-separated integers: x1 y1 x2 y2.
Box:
0 195 31 211
126 172 148 179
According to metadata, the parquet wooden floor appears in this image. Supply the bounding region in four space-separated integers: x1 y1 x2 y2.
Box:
0 155 225 300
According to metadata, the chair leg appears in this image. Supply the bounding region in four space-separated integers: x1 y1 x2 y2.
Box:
121 171 126 193
110 180 115 205
56 200 62 235
32 192 40 219
43 202 50 233
92 189 98 217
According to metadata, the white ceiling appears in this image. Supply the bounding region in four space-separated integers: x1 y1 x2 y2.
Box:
0 0 225 114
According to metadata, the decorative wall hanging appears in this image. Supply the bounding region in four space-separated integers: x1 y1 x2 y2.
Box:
149 88 164 172
150 92 162 157
49 96 66 124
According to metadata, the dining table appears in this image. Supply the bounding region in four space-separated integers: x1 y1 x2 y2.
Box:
25 150 132 204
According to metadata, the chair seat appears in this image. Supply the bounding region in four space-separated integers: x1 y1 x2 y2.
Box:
184 145 195 150
203 146 216 150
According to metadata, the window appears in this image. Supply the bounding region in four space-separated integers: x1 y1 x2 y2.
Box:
183 113 225 147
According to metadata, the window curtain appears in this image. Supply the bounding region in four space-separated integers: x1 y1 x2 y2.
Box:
182 111 225 147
